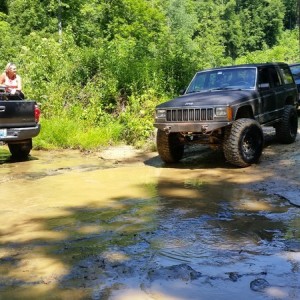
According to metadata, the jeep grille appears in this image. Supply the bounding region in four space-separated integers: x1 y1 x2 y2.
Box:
166 108 214 122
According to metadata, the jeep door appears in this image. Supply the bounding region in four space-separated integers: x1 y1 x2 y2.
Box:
257 66 282 122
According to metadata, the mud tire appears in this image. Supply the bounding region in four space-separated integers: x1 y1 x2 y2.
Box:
156 129 184 163
223 119 264 167
275 105 298 144
8 139 32 159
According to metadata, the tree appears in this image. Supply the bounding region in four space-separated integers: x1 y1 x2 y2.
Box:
192 0 228 68
7 0 53 36
158 0 199 90
6 0 83 42
282 0 298 29
0 0 8 14
230 0 285 53
223 0 244 59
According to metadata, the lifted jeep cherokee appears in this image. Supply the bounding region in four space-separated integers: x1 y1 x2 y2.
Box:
154 63 298 167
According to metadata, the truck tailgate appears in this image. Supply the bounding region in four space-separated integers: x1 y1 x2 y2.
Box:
0 101 37 127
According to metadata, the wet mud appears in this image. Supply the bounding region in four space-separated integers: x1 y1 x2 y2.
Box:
0 125 300 300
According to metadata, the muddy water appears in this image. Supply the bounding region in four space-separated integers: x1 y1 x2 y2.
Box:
0 146 299 300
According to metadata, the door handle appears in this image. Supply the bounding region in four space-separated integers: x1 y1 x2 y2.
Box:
0 106 5 112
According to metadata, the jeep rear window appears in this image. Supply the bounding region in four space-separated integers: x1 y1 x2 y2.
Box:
290 65 300 79
280 66 294 84
185 67 256 94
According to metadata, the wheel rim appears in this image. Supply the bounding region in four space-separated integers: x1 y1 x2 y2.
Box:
241 127 262 161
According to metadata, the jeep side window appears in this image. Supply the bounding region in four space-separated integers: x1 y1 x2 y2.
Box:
258 68 270 89
258 67 281 88
269 67 282 87
280 66 294 84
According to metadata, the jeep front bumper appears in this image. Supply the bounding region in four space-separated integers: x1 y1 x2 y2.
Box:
154 121 231 134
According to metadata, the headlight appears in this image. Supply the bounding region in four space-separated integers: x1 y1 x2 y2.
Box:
156 109 166 119
215 107 227 117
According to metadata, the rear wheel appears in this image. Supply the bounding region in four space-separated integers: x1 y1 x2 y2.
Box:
8 139 32 159
156 129 184 163
223 119 264 167
275 105 298 144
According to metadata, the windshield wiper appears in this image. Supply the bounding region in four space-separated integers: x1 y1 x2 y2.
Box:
209 86 241 91
186 89 210 94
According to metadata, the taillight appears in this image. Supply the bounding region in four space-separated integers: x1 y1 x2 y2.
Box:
35 105 41 123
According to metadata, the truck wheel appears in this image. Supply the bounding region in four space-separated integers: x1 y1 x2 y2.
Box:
275 105 298 144
156 129 184 163
223 119 264 167
8 139 32 159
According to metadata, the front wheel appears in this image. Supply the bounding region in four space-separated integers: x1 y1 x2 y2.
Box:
156 129 184 163
8 139 32 159
223 119 264 167
275 105 298 144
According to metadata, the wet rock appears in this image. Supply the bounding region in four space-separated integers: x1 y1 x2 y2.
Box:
78 256 105 269
61 255 106 284
285 240 300 252
250 278 270 292
227 272 241 282
217 211 233 221
0 255 19 265
84 274 98 280
275 191 300 207
110 263 133 276
148 264 201 282
94 283 125 300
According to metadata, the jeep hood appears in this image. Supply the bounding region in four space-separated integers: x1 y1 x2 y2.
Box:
156 89 258 108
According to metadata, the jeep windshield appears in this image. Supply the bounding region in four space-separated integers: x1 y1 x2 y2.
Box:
185 67 257 94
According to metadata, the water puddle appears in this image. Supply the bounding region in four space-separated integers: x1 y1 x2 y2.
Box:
0 148 299 299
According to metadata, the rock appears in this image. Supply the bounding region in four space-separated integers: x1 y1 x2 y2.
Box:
148 264 201 282
275 191 300 207
250 278 270 292
227 272 240 282
285 240 300 252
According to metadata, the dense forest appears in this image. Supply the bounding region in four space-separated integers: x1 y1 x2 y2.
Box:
0 0 299 149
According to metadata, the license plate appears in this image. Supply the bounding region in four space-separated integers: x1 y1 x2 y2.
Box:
0 129 7 137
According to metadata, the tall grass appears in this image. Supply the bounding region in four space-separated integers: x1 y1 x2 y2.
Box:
34 117 124 150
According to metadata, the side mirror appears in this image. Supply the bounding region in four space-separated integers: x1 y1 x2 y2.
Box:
258 83 270 90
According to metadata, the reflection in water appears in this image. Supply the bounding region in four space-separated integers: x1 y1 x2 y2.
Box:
0 150 299 299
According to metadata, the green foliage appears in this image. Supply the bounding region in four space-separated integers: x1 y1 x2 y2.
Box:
0 1 8 13
0 0 299 150
0 14 21 61
223 0 285 57
35 117 123 150
223 0 244 59
236 29 299 64
282 0 298 29
119 89 164 146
